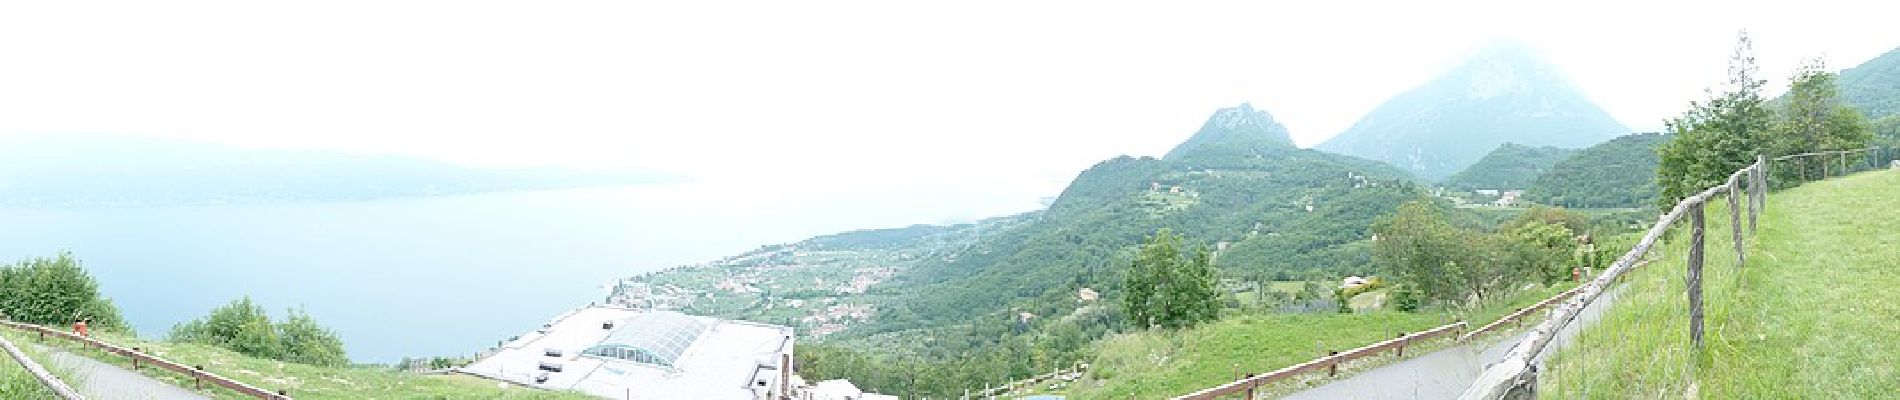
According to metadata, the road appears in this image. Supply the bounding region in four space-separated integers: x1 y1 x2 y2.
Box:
27 342 208 400
1281 285 1624 400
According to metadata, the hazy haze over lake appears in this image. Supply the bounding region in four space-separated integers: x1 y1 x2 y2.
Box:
0 182 1044 362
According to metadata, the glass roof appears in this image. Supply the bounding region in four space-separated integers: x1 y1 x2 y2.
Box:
591 311 710 367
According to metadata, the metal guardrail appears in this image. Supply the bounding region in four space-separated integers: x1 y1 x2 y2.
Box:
1172 320 1467 400
0 332 86 399
1458 286 1585 342
0 320 293 400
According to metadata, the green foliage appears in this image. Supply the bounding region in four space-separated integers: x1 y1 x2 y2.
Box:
1656 33 1774 210
171 297 349 367
1769 60 1873 159
1122 229 1221 329
1524 132 1671 208
277 307 349 367
1443 143 1576 190
1873 115 1900 147
0 252 127 331
1838 44 1900 120
1389 285 1422 312
1502 220 1578 284
1372 200 1578 305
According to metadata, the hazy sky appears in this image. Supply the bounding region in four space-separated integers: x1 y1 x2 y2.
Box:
4 1 1897 220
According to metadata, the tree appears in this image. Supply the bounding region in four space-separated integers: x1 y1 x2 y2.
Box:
1501 220 1578 284
276 307 349 367
1120 229 1220 329
1371 200 1551 306
1775 59 1872 155
1657 31 1773 209
0 252 126 330
1873 115 1900 147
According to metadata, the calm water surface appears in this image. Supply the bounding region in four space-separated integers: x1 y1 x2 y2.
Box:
0 181 1038 362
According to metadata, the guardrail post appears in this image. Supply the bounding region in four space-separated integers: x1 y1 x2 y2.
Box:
1326 350 1338 377
132 347 141 369
1244 375 1256 399
195 364 206 390
1396 332 1407 357
1687 201 1706 349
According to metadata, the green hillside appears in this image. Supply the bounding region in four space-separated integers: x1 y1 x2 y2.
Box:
1542 170 1900 398
1523 132 1671 208
1839 45 1900 120
636 104 1427 396
1443 143 1576 190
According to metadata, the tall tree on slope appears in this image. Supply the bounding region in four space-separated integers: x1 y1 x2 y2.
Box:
1657 31 1773 208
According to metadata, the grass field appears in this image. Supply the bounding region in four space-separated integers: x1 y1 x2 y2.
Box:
1542 169 1900 398
0 329 589 400
0 338 71 400
1056 280 1576 399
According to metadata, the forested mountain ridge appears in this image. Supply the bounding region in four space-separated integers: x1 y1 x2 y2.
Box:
881 104 1418 328
1316 42 1629 181
1443 143 1576 190
1523 132 1671 208
1839 44 1900 121
1162 102 1296 165
625 104 1428 395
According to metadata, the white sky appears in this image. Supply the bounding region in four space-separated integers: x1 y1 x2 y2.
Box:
3 1 1898 218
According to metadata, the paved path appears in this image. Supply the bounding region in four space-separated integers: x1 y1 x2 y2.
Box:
1281 286 1624 400
27 343 208 400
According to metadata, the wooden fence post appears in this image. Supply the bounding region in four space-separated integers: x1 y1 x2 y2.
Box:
1728 177 1745 269
1687 201 1706 349
1326 350 1338 377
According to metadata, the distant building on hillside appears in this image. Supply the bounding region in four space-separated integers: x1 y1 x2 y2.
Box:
460 306 794 399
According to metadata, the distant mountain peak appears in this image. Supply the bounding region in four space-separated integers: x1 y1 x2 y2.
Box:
1163 103 1294 164
1316 43 1627 181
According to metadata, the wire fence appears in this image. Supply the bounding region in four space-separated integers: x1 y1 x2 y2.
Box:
1459 146 1892 399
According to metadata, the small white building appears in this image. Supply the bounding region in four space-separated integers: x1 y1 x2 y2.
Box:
1340 276 1370 289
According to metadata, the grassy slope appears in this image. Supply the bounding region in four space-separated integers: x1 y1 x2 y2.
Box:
0 338 71 399
1542 170 1900 398
1062 283 1575 399
0 329 588 400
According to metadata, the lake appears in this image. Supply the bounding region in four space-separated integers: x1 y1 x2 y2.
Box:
0 181 1043 362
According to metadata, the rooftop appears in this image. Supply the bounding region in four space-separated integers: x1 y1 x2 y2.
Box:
460 306 794 399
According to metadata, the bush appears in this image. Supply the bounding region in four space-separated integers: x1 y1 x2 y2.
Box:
0 252 126 331
171 297 348 366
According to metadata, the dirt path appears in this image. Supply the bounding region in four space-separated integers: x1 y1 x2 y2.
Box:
1280 286 1623 400
27 342 208 400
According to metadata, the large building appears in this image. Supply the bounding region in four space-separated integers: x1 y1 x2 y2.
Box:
461 306 795 399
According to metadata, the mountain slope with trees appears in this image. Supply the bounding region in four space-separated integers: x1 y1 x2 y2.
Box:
1838 44 1900 121
1316 42 1628 181
1523 132 1671 208
686 103 1431 396
1443 143 1576 190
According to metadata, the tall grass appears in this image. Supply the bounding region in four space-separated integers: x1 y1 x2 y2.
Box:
1542 170 1900 398
0 337 79 400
